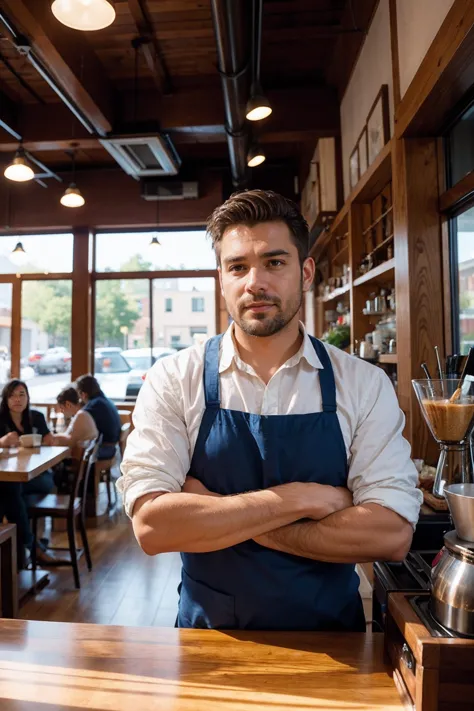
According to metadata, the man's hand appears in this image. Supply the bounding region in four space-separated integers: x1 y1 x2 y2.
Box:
182 476 352 520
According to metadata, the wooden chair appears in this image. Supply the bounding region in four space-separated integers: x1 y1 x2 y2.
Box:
0 523 18 618
28 438 101 589
96 423 130 509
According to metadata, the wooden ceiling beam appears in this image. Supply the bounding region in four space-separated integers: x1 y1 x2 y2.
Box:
127 0 171 93
0 84 340 152
0 0 114 136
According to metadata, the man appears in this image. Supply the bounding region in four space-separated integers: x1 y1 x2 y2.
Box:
75 375 121 460
54 386 98 453
118 189 422 631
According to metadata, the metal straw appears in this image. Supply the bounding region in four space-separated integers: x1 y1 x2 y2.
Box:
421 362 432 380
434 346 443 379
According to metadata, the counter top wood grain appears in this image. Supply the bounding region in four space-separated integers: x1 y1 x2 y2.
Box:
0 620 403 710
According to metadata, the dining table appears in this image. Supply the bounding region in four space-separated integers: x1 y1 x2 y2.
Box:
0 445 70 606
0 619 404 710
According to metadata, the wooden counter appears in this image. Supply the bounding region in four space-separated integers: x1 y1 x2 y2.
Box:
0 620 404 710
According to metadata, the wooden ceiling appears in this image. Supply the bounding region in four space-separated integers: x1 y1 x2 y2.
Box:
0 0 378 179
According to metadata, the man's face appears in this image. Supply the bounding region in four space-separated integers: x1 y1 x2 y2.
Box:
218 221 314 338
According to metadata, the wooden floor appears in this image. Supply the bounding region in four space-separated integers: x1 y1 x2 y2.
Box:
19 506 182 627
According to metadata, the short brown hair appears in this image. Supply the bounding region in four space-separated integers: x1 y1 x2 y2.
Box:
76 374 102 399
57 386 79 406
207 189 310 266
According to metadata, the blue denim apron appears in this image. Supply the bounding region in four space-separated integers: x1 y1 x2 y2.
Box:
177 334 365 631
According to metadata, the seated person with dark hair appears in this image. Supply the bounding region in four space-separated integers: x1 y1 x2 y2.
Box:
75 375 121 460
0 379 56 565
53 386 98 453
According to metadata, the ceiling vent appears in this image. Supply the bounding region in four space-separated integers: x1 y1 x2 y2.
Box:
141 180 198 201
99 134 181 179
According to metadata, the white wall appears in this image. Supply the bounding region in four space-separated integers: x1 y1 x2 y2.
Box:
397 0 455 98
340 1 393 199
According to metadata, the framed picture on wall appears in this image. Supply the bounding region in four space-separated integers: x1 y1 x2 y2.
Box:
349 145 359 190
358 127 368 177
366 85 390 165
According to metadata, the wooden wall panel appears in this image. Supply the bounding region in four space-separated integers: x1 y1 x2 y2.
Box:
0 169 223 232
393 138 444 461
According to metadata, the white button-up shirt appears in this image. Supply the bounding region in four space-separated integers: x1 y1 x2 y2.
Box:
118 324 422 527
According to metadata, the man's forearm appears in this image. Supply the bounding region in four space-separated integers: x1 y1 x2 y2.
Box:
254 503 413 563
133 484 309 555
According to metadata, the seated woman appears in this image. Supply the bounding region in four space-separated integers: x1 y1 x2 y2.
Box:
0 379 56 566
53 386 98 454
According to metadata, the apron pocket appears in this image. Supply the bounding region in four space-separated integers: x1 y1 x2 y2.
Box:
178 569 236 629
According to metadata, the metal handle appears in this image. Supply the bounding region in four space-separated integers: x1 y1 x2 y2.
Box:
401 643 415 671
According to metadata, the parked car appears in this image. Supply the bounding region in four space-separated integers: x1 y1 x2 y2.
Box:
27 350 46 370
37 347 72 374
121 347 177 398
94 348 132 401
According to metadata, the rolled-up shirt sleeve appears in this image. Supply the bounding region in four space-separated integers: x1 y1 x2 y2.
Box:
347 367 423 528
117 360 190 518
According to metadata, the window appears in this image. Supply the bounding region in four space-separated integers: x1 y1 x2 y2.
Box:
0 234 73 274
21 280 72 402
451 205 474 354
447 103 474 188
94 279 150 400
165 298 172 312
153 277 215 349
192 297 205 312
0 284 12 390
95 230 215 272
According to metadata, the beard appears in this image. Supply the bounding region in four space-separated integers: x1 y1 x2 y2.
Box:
227 280 303 338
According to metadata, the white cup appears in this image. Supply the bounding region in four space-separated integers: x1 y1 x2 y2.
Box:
19 434 42 448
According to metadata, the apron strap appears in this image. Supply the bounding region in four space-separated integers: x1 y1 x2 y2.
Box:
309 337 338 413
203 335 223 407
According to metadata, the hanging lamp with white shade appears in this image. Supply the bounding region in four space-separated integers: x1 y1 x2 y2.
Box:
60 149 85 208
245 1 272 122
10 241 28 266
247 144 266 168
149 196 161 248
4 146 35 182
51 0 116 32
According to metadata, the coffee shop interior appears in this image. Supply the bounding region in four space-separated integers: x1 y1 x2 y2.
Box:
1 0 474 709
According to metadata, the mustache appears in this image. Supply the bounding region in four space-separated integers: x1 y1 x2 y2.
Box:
240 295 281 309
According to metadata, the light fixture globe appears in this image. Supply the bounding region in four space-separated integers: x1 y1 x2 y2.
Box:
246 90 272 122
247 145 266 168
10 242 28 266
51 0 116 31
60 183 85 208
4 152 34 182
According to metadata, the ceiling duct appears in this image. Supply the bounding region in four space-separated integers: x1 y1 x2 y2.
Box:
99 134 181 180
210 0 253 188
141 180 198 201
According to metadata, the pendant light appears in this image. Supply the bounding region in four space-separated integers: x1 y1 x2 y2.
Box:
4 146 34 182
247 144 266 168
60 149 85 208
245 1 272 122
51 0 116 31
10 242 28 266
149 197 161 248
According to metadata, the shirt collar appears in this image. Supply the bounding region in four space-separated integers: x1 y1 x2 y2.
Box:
219 322 323 374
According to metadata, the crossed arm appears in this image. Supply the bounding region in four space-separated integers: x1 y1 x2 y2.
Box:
132 476 413 564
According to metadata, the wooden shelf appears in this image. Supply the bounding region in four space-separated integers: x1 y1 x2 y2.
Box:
353 258 395 287
331 243 349 263
321 283 350 302
378 354 398 364
351 140 393 204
